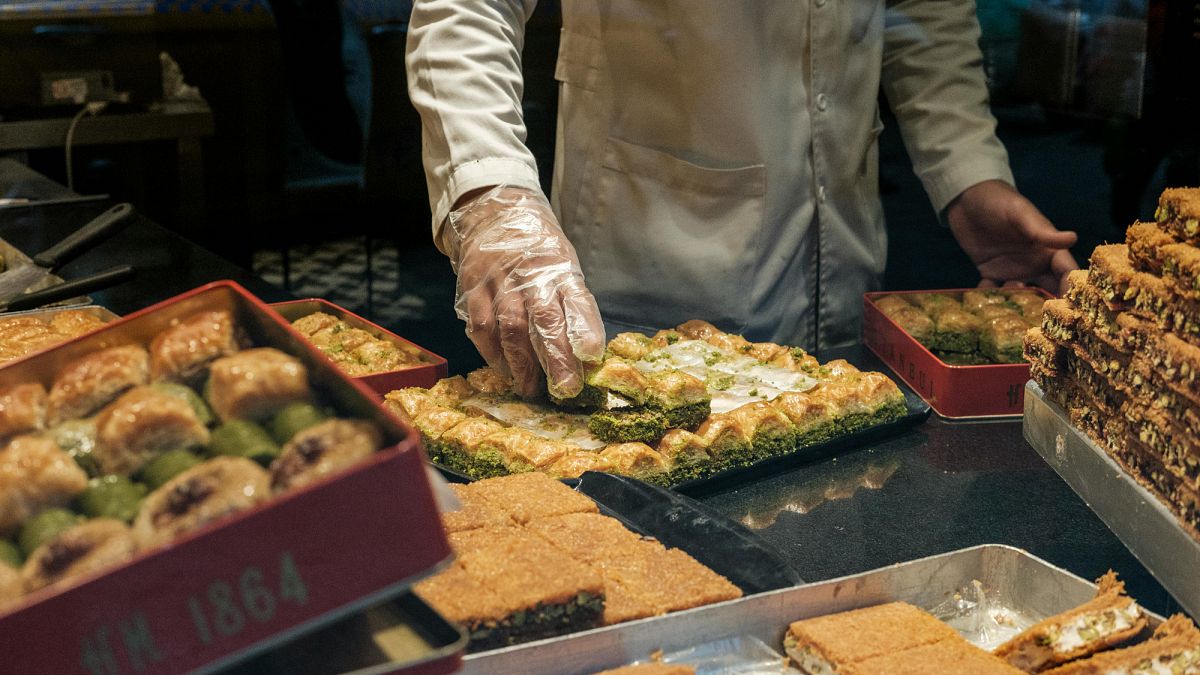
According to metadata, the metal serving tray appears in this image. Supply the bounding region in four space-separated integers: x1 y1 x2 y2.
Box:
0 281 456 674
0 236 90 308
1024 380 1200 619
0 304 119 366
270 299 448 395
460 544 1155 674
225 592 468 675
0 303 118 323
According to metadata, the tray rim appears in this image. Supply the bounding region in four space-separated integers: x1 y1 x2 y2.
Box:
1023 380 1200 619
460 542 1157 674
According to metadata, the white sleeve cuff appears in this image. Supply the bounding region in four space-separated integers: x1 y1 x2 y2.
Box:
431 157 545 252
925 158 1015 216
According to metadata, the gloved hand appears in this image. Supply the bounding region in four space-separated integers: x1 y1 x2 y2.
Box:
947 180 1079 295
446 185 606 399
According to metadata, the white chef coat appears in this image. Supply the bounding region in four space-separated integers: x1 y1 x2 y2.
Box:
406 0 1014 348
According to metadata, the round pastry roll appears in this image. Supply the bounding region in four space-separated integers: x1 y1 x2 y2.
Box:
205 348 310 422
133 456 270 550
269 419 382 493
0 435 88 536
93 386 210 476
21 518 138 595
0 560 23 611
0 382 48 440
47 344 151 425
546 450 615 479
149 310 243 384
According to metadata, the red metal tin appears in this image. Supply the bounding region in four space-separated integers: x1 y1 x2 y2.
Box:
0 281 456 674
862 289 1051 419
270 299 449 395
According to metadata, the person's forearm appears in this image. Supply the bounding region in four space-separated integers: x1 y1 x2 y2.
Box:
881 0 1013 213
406 0 545 250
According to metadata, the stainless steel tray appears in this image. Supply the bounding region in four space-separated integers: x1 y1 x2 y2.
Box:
0 237 91 309
0 303 118 322
1023 380 1200 619
461 544 1143 674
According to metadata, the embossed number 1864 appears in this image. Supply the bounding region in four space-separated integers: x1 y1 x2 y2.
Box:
187 551 309 645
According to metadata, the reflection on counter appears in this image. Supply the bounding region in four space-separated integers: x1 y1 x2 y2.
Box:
737 452 900 529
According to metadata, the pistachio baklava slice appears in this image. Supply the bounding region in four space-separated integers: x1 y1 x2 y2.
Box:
524 512 646 565
783 602 960 674
889 306 935 345
585 358 711 443
598 540 741 616
995 571 1146 672
908 292 961 318
1125 220 1177 273
1157 187 1200 243
451 526 606 651
1006 289 1048 322
962 288 1015 313
653 429 712 483
1158 241 1200 301
597 443 671 483
1024 327 1068 385
980 314 1032 364
436 417 510 479
872 294 916 318
441 483 513 533
928 307 982 354
1140 325 1200 407
545 450 615 479
465 471 598 524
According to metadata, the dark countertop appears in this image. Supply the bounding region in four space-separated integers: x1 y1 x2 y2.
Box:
0 197 1182 620
694 345 1181 617
0 198 289 312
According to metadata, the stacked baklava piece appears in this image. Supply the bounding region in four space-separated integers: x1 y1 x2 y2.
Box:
386 320 906 486
413 473 742 651
1025 187 1200 542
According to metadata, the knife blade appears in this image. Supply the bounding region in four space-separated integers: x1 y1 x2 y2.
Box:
0 202 133 302
0 264 135 313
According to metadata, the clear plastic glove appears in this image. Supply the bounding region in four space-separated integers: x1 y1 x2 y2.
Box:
446 185 606 400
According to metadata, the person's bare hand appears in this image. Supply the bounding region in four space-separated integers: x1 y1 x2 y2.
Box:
447 186 605 399
947 180 1078 295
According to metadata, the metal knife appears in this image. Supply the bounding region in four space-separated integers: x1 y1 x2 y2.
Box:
0 202 133 302
0 264 135 313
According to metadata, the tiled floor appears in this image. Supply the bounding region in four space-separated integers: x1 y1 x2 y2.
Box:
252 237 487 374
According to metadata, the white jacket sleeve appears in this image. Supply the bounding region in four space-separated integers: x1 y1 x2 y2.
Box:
882 0 1016 214
405 0 545 252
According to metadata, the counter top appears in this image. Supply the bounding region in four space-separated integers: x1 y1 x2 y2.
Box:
698 345 1180 617
0 197 1183 620
0 198 287 312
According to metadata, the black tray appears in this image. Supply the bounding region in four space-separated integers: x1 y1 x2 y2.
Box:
432 380 930 497
669 381 929 496
572 471 803 594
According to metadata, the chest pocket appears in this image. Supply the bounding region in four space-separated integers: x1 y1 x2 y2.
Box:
585 137 767 332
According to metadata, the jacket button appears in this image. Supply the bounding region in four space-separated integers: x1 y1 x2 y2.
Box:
816 93 828 111
816 0 826 7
